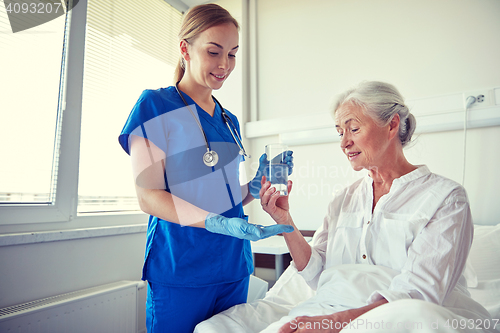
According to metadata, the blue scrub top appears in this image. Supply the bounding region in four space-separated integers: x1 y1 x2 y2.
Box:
119 87 253 287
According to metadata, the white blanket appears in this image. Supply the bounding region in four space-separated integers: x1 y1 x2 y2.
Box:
195 264 497 333
287 264 399 317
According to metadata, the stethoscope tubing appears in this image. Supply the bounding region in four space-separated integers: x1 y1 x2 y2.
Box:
174 83 211 152
174 82 249 166
214 96 249 159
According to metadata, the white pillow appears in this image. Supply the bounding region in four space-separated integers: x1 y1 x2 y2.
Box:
468 224 500 283
465 223 500 319
247 275 269 302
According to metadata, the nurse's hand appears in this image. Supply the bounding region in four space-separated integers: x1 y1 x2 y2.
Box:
205 213 294 241
260 176 293 225
249 152 294 199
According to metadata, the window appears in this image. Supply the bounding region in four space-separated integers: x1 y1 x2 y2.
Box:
0 0 182 224
0 2 67 205
78 0 182 213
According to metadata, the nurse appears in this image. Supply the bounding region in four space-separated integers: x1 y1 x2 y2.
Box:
118 4 293 333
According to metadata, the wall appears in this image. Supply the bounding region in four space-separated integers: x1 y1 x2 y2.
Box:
246 0 500 230
0 233 146 307
0 230 148 332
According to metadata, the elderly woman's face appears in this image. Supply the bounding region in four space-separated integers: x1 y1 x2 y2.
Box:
335 104 391 171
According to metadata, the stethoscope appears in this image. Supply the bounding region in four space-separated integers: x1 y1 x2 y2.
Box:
175 82 250 167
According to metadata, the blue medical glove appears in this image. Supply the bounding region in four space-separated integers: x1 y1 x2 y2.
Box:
205 213 294 241
249 151 294 199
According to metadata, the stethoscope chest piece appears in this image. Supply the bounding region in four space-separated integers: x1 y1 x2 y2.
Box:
203 150 219 167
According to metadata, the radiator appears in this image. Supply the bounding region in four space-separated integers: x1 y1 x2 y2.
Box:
0 280 145 333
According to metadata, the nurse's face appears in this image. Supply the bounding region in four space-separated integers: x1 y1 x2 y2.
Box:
183 23 239 91
335 104 391 171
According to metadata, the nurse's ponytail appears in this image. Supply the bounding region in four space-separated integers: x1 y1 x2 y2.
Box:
173 4 239 84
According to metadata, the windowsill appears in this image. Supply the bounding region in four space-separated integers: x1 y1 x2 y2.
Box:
0 223 148 247
0 210 149 234
76 209 143 217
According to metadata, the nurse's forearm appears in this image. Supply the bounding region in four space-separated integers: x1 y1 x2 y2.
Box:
135 186 207 228
281 213 312 272
241 182 254 206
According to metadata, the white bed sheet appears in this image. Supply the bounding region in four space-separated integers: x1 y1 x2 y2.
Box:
195 224 500 333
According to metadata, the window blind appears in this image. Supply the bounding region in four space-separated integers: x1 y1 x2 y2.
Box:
78 0 182 213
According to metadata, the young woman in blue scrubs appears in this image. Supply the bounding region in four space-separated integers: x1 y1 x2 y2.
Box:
119 4 293 333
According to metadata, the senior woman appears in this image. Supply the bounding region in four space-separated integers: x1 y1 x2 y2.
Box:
259 81 493 333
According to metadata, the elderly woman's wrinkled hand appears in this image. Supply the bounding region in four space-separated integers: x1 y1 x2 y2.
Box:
259 175 293 225
278 314 341 333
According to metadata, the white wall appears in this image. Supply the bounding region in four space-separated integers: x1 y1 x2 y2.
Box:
0 232 147 331
246 0 500 230
0 233 146 306
256 0 500 119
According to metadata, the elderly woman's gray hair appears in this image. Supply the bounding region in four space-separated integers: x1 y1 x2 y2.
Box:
332 81 416 147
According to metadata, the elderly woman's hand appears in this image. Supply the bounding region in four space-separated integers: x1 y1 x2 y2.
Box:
278 314 341 333
277 298 388 333
260 175 293 225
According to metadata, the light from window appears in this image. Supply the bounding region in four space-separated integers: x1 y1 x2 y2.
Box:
78 0 182 213
0 4 66 205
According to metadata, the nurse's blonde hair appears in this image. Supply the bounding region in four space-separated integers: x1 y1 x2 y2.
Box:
332 81 416 148
173 4 239 84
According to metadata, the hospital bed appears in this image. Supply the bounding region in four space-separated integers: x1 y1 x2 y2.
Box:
195 223 500 333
